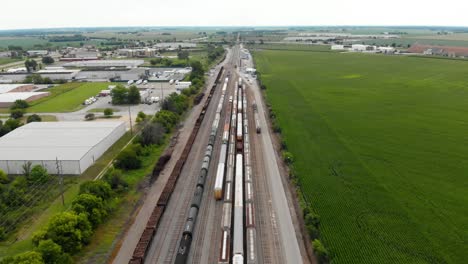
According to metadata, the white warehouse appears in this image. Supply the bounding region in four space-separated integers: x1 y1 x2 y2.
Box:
0 121 126 175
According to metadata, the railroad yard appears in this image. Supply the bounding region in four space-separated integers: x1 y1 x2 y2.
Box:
113 43 307 264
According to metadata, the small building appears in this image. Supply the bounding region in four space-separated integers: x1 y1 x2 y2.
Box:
331 45 345 50
0 122 126 175
117 48 157 58
26 50 49 57
175 81 192 90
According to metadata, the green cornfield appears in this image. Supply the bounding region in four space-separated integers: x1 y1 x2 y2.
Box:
254 50 468 263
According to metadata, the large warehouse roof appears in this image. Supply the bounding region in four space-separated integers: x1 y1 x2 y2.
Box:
0 121 125 161
63 60 144 68
0 84 32 94
0 92 49 103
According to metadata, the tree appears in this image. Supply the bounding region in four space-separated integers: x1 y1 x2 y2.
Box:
22 161 32 177
28 165 50 185
177 50 189 60
160 93 188 115
72 194 107 228
150 58 162 65
4 118 22 130
103 108 114 118
10 99 29 110
115 146 142 170
103 168 129 192
27 114 42 123
44 212 92 254
79 180 112 200
37 239 72 264
127 85 141 104
84 113 95 121
110 85 128 105
0 169 9 184
154 110 179 131
25 59 38 72
140 122 165 146
312 239 329 264
41 56 55 64
0 251 44 264
10 109 24 119
189 60 204 80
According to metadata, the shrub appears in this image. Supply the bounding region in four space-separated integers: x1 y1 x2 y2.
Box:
10 99 29 110
282 151 294 164
0 169 9 184
0 251 44 264
312 239 329 264
42 212 92 254
28 165 50 185
103 168 129 193
79 180 112 201
10 109 24 119
103 108 113 117
72 194 107 228
37 239 72 264
140 122 165 146
114 146 142 170
27 114 42 123
154 110 179 131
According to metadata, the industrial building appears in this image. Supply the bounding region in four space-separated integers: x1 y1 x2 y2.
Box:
0 92 50 107
154 42 197 50
0 121 126 175
63 60 144 69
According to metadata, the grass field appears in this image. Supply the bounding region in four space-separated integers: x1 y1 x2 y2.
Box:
28 83 111 113
0 57 22 66
254 50 468 263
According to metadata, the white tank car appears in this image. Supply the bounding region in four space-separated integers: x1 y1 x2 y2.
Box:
236 113 243 141
232 154 244 260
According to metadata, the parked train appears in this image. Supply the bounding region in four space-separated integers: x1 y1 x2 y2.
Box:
174 75 228 264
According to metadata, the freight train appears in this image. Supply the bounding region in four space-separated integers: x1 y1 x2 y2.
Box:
129 67 225 264
174 75 228 264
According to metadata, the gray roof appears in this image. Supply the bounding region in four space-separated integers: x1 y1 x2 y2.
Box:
0 121 125 161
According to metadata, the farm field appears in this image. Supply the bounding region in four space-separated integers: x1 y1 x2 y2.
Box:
0 58 21 66
254 50 468 263
28 82 111 113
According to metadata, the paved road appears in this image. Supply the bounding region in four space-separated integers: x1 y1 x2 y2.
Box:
240 46 306 264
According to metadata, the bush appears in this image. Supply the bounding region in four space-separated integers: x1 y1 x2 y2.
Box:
312 239 329 264
140 122 165 146
10 109 24 119
41 212 93 254
137 111 146 120
0 169 9 184
10 99 29 110
27 114 42 123
41 56 55 64
84 113 95 121
282 151 294 164
72 194 107 228
154 110 179 131
103 168 129 193
28 165 50 185
114 146 142 170
79 180 112 201
0 251 44 264
103 108 113 117
37 239 72 264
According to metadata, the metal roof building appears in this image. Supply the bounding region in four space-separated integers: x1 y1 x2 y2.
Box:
0 92 50 108
63 60 144 68
0 121 126 175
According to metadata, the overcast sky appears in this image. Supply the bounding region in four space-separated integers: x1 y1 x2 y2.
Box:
1 0 467 30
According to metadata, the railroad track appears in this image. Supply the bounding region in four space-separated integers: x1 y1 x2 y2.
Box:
246 83 286 264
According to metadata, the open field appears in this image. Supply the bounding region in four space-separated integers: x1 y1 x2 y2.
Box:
254 50 468 263
28 82 111 113
0 58 21 65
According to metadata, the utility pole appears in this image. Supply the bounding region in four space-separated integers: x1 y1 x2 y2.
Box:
128 105 133 135
56 157 64 206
